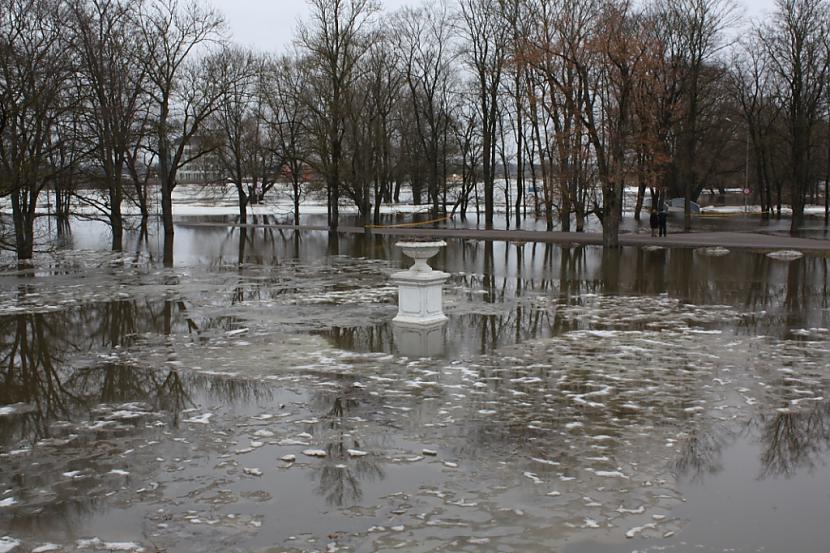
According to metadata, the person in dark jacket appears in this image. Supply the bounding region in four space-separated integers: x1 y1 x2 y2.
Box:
649 209 659 237
658 209 668 237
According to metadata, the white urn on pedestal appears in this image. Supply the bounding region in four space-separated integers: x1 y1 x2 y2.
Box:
391 241 449 326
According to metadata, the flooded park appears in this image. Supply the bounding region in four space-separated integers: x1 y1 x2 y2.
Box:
1 209 829 553
6 0 830 548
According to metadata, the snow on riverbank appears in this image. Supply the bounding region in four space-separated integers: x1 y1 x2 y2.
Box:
1 182 826 220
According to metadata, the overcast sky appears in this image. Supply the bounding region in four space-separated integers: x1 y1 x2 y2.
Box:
211 0 779 54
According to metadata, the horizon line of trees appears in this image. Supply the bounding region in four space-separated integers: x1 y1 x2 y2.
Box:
2 0 830 266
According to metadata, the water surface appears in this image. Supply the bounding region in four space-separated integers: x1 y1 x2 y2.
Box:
0 221 828 552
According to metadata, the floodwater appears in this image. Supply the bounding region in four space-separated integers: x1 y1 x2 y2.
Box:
1 218 830 552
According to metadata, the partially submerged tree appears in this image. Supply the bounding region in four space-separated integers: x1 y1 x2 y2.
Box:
210 47 263 225
297 0 380 231
136 0 226 265
0 0 78 262
393 1 455 217
758 0 830 233
262 54 311 227
460 0 509 229
70 0 148 251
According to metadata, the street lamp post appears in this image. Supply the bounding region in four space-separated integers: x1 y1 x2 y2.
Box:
744 133 750 213
726 116 751 213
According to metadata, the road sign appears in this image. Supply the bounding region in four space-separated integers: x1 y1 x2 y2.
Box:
743 188 751 195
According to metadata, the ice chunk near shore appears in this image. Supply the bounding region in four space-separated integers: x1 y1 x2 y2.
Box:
767 249 803 260
523 471 543 484
699 247 730 256
626 522 657 538
302 449 327 457
100 544 143 552
0 537 18 553
0 403 34 417
589 469 629 479
31 545 61 553
183 413 212 424
0 498 16 507
616 504 646 514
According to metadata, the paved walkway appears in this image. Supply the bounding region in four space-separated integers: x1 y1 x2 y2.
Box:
181 222 830 253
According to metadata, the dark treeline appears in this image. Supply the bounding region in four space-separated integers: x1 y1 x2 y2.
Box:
2 0 830 264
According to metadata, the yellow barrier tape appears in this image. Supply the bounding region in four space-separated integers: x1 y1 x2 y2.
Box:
365 215 452 229
697 211 770 218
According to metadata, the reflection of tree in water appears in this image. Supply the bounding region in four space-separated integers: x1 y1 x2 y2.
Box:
0 307 193 445
68 363 191 419
306 380 385 507
318 325 393 353
0 312 72 441
672 422 733 483
0 298 274 433
0 299 275 535
672 399 830 483
753 401 830 479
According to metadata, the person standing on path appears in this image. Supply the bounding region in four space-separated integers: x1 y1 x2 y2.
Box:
649 209 659 237
658 209 668 237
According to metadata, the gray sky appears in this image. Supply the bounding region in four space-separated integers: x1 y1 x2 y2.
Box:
213 0 411 53
212 0 779 54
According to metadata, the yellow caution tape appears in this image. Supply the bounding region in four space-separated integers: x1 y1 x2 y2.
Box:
697 211 770 218
364 215 452 229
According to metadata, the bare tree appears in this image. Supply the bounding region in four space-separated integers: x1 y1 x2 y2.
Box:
70 0 148 251
209 47 262 224
758 0 830 233
730 36 785 217
653 0 737 230
393 1 455 217
592 0 649 246
136 0 225 265
460 0 509 229
262 54 311 227
0 0 78 262
364 35 404 224
297 0 379 231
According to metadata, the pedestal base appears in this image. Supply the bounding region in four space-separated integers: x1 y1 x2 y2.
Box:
391 269 449 325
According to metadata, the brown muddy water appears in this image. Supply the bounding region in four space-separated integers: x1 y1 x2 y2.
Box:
0 218 829 553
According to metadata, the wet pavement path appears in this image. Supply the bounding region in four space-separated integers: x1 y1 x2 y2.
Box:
179 223 830 253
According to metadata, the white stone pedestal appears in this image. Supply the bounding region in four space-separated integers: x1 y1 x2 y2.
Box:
392 240 449 326
391 269 449 325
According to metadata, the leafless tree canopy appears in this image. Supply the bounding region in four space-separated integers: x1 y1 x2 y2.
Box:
1 0 829 261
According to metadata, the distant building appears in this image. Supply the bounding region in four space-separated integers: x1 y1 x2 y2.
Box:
279 163 316 183
176 136 223 184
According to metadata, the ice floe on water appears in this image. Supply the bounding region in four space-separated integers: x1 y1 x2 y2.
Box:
0 403 35 417
0 538 19 553
697 246 730 256
182 413 212 424
31 545 62 553
767 249 804 260
1 249 829 552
